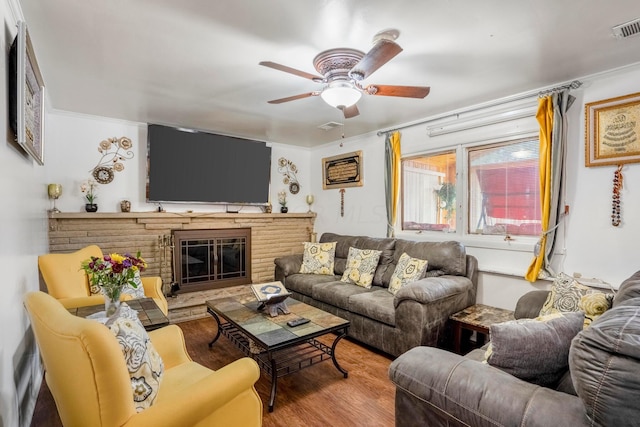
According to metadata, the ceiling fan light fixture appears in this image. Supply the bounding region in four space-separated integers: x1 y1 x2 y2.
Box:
320 82 362 108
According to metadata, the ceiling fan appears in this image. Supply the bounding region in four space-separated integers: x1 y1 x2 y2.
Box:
259 30 430 119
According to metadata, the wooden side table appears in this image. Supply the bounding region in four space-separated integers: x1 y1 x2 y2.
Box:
449 304 515 354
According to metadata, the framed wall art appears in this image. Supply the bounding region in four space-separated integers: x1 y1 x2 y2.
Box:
585 92 640 167
322 150 363 189
9 21 45 165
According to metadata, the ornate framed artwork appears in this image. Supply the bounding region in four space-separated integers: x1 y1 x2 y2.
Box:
585 92 640 167
322 150 363 189
9 21 45 165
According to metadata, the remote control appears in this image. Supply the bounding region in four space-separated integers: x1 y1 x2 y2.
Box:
287 318 310 327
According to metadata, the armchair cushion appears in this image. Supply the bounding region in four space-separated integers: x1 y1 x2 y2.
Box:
484 312 584 387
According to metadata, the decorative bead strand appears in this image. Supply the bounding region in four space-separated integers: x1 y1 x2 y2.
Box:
612 164 623 227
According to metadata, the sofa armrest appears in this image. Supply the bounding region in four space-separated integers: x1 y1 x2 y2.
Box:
274 254 303 279
389 347 589 427
58 295 110 309
394 276 472 308
515 290 550 319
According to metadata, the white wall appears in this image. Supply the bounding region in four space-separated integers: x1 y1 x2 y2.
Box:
1 1 49 426
46 111 312 215
311 63 640 309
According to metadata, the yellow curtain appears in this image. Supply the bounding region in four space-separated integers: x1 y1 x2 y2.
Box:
525 97 554 282
386 131 401 237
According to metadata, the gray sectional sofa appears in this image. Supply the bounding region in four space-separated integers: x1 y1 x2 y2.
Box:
388 270 640 426
274 232 478 357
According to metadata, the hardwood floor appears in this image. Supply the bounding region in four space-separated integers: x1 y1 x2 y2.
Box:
30 317 396 426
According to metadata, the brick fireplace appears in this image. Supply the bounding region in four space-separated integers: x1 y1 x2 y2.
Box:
47 212 315 319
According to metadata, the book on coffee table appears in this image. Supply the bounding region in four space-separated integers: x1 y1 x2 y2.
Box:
251 281 291 305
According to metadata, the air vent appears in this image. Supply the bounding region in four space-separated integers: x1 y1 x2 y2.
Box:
318 121 343 131
612 18 640 39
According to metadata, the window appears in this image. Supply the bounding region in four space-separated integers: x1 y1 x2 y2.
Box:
400 137 540 238
468 139 540 236
401 151 456 232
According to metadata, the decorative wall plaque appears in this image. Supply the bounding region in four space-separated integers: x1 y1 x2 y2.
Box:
585 92 640 167
322 150 363 189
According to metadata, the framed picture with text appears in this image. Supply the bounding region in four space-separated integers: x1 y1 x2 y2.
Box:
9 21 45 165
322 150 363 189
585 92 640 167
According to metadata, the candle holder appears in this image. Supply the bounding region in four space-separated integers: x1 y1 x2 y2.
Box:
306 194 314 213
47 184 62 213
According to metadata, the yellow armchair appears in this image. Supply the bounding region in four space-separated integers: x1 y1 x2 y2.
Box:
38 245 168 315
24 291 263 427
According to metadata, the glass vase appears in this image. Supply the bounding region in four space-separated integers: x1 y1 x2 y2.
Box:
104 289 122 317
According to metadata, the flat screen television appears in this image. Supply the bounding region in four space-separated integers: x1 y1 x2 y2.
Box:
146 124 271 205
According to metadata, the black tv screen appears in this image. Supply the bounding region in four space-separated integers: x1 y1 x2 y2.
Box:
147 124 271 204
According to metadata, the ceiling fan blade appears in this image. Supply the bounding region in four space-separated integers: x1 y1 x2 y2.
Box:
340 104 360 119
366 84 431 98
349 40 403 80
267 92 319 104
259 61 324 82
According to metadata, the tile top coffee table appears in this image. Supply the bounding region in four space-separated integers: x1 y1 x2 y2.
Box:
206 295 350 412
68 297 170 331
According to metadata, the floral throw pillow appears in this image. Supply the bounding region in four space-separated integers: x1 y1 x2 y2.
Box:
539 272 613 327
299 242 337 275
106 304 164 412
340 247 382 288
388 253 429 295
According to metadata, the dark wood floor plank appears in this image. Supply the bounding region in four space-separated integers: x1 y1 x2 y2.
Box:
30 317 396 426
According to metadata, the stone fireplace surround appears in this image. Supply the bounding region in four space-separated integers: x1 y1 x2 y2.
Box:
47 212 315 322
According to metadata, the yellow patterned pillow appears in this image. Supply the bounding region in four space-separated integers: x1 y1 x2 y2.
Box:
579 293 613 328
299 242 336 275
539 273 613 328
388 252 429 295
340 247 382 288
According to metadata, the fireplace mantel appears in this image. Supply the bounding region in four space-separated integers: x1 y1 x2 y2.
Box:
47 211 316 293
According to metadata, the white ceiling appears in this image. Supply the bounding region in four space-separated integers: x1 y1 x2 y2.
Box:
19 0 640 147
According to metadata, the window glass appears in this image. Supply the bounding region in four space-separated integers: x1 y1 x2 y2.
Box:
468 139 540 236
401 151 456 232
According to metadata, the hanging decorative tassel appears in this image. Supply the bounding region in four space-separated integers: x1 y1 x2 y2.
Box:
612 164 623 227
339 189 345 217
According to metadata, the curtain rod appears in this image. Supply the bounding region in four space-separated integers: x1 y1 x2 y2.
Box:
377 80 583 136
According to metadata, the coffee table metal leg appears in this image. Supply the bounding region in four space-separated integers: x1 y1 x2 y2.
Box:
207 309 222 348
331 328 349 378
268 354 277 412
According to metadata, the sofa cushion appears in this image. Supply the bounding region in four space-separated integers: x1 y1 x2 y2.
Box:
348 289 396 326
311 281 371 311
570 302 640 426
299 242 336 275
284 273 340 297
579 292 613 327
382 240 466 285
388 253 429 295
539 272 613 327
340 247 382 288
320 233 359 275
484 312 584 388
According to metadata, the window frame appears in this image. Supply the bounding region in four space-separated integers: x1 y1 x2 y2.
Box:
397 131 541 252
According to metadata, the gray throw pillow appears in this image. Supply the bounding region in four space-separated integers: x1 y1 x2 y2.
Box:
485 311 584 387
